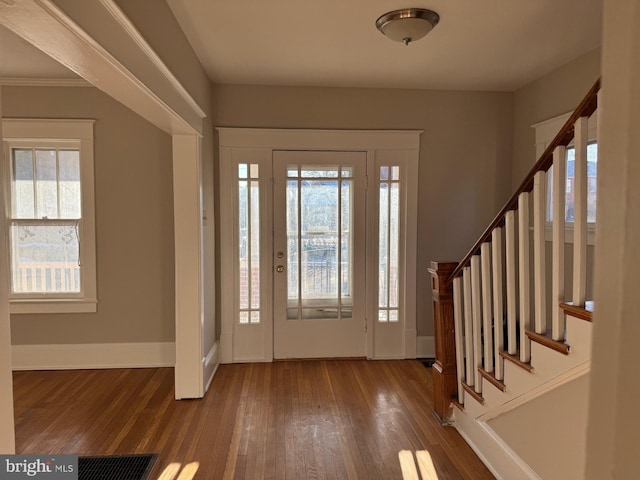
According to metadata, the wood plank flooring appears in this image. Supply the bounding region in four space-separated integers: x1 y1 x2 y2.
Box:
13 360 494 479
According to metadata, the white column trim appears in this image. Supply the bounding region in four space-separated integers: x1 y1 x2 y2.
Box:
0 87 16 453
173 135 204 399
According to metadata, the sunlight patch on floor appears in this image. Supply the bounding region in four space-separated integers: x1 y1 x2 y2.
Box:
157 461 199 480
399 450 439 480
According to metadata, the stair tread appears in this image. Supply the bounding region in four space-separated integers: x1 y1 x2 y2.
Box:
478 368 507 392
462 382 485 405
500 350 534 372
526 329 570 355
560 301 594 322
452 398 465 412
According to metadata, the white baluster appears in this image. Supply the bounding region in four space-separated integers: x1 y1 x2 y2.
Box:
518 192 532 363
505 210 518 355
481 242 493 374
491 228 504 380
463 267 474 387
552 145 566 341
533 170 547 334
573 117 589 306
453 276 465 404
471 255 483 393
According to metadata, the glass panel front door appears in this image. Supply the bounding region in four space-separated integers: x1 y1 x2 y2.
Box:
273 151 366 358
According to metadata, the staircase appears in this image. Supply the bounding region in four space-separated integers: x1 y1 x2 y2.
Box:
429 80 600 479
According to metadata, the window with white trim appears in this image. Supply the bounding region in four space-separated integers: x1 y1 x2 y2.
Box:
546 143 598 223
533 112 598 244
378 165 400 323
237 162 261 324
3 119 97 313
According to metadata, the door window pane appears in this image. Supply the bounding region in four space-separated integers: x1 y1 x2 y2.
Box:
378 165 400 323
301 179 339 299
301 165 339 178
286 165 353 320
238 163 261 324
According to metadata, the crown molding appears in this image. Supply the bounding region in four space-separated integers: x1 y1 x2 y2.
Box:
0 77 92 87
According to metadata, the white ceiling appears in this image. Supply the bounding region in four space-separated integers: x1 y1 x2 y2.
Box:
167 0 603 91
0 1 602 92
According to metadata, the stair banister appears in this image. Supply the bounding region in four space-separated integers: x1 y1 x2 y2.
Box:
428 261 459 423
430 79 600 422
447 78 600 282
572 117 590 305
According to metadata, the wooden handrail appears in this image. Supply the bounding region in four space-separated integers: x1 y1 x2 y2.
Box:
448 78 600 282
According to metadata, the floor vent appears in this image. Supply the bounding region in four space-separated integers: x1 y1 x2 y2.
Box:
79 454 157 480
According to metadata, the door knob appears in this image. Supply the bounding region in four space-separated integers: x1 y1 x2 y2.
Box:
276 265 285 273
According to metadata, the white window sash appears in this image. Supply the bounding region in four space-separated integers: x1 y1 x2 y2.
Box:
3 119 97 314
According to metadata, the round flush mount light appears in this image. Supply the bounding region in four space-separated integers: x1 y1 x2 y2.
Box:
375 8 440 46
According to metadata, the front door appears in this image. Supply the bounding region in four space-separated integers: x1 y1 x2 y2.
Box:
273 151 366 358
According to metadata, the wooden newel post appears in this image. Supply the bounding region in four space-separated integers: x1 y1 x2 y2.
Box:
428 261 459 424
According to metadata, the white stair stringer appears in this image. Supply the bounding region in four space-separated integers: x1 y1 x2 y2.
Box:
451 313 592 479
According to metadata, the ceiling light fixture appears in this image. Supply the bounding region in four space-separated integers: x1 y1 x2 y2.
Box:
375 8 440 46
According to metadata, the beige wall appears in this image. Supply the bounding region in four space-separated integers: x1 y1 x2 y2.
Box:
212 85 513 337
512 48 601 190
114 0 217 355
489 374 590 479
4 86 176 345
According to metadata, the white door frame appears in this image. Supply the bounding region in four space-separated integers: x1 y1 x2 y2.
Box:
217 128 421 363
0 0 210 402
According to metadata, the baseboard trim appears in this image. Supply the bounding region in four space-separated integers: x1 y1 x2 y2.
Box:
416 335 435 358
11 342 176 370
454 410 541 480
203 341 219 392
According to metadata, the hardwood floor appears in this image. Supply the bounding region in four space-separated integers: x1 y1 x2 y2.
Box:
13 360 494 479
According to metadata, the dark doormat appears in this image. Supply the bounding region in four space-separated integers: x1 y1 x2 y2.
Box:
79 454 157 480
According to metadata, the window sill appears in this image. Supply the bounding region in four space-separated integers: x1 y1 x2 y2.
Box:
10 299 98 314
544 223 596 246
